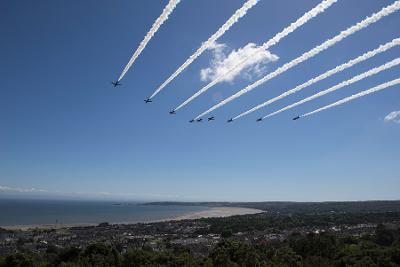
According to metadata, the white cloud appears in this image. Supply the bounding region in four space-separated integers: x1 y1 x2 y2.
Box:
0 185 47 193
200 42 279 83
384 111 400 123
0 185 192 201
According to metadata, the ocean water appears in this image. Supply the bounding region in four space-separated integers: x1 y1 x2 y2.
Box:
0 199 209 227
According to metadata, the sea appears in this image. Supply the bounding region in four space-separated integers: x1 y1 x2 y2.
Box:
0 199 210 227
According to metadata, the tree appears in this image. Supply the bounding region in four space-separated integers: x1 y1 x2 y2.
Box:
54 247 81 265
221 228 233 239
375 224 395 246
80 243 121 267
289 232 338 260
271 247 302 267
122 250 155 266
208 240 262 267
303 256 332 267
122 249 198 267
3 253 39 267
353 256 377 267
390 241 400 264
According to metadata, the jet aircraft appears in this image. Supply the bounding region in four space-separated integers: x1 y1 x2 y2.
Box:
111 81 121 87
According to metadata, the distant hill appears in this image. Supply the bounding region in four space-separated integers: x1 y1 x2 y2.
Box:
143 200 400 214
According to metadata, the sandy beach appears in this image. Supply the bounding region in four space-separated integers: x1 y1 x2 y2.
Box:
2 207 263 230
171 207 263 220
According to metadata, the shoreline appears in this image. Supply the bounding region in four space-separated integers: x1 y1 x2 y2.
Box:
1 207 263 231
151 207 263 222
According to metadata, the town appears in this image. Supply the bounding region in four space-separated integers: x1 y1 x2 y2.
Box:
1 204 400 266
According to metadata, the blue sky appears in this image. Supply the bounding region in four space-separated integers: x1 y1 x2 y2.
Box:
0 0 399 201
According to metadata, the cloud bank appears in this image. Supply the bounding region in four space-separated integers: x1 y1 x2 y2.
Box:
200 42 279 83
0 185 47 193
384 111 400 123
0 185 194 201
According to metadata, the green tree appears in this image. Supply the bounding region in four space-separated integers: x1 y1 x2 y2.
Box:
390 241 400 264
303 256 332 267
2 252 40 267
375 224 395 246
122 249 199 267
208 240 262 267
221 228 233 239
271 247 302 267
54 247 81 265
353 256 377 267
289 232 338 260
122 250 157 266
80 243 121 267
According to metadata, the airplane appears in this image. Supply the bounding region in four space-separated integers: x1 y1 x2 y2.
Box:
144 98 152 103
256 118 262 122
227 118 233 123
189 119 195 123
111 81 122 87
208 116 215 121
196 118 203 122
292 116 300 120
169 110 176 115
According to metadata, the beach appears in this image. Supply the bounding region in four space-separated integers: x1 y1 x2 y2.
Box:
170 207 263 220
2 206 263 230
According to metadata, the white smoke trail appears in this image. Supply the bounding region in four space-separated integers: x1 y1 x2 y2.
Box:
233 38 400 120
300 78 400 118
117 0 181 82
264 58 400 119
174 0 338 111
148 0 259 99
194 1 400 120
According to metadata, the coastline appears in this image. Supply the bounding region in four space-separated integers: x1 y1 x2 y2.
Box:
168 207 263 221
1 207 263 231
